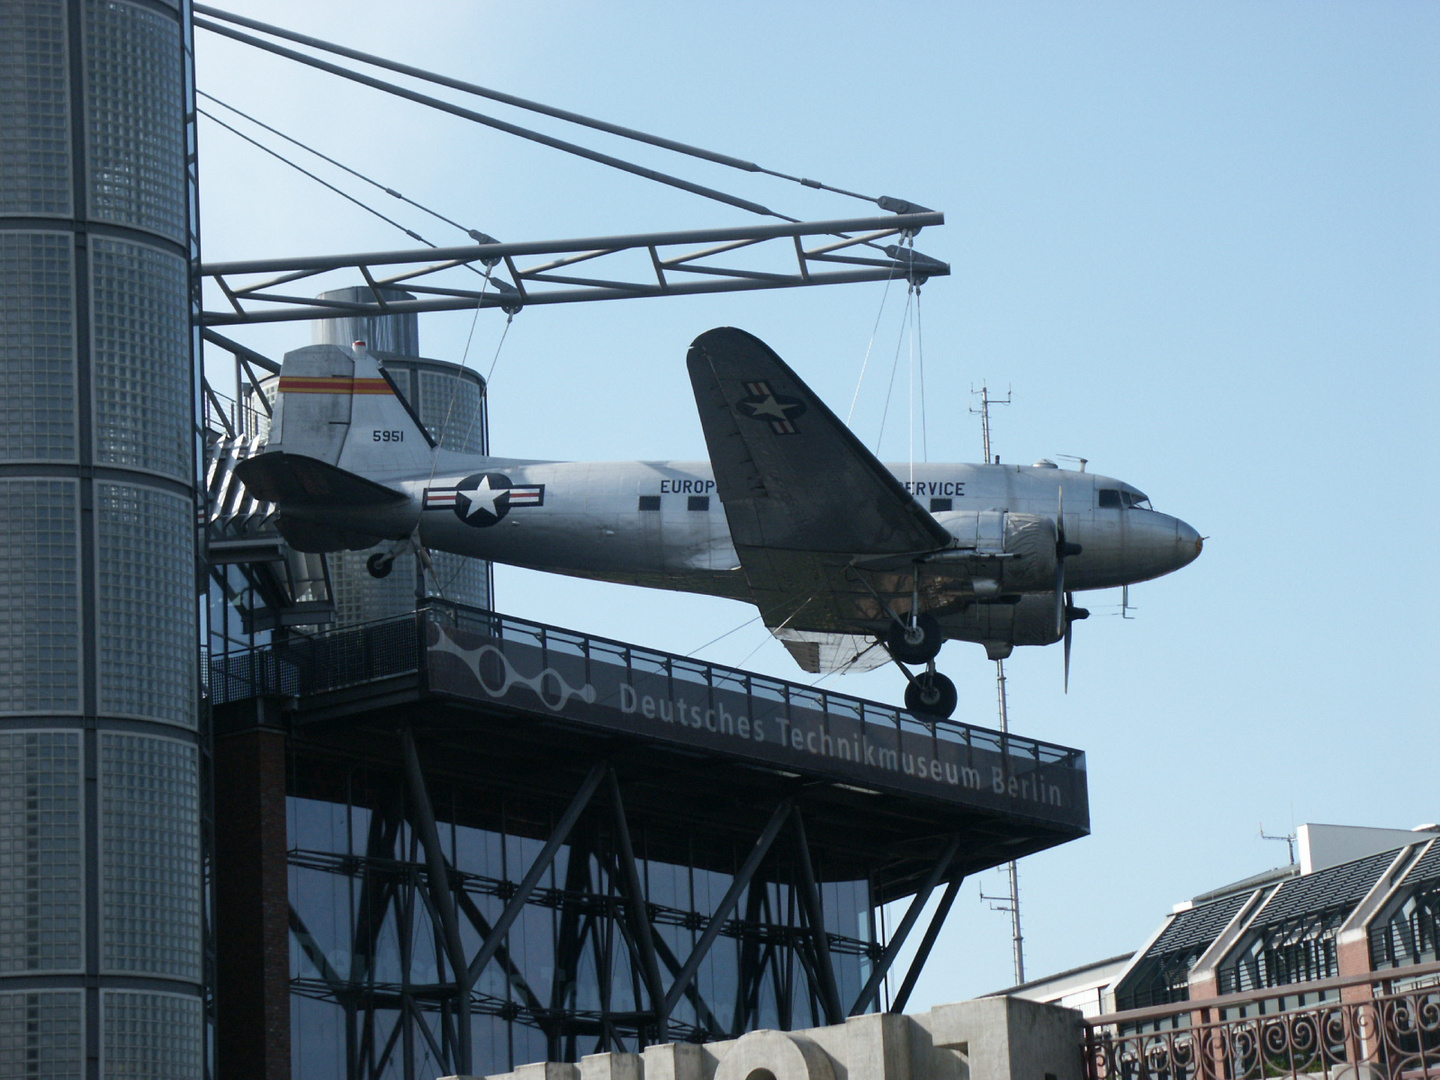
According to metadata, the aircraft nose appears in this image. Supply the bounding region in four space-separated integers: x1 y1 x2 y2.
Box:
1174 517 1203 568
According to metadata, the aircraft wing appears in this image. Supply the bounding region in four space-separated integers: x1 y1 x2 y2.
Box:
686 327 952 635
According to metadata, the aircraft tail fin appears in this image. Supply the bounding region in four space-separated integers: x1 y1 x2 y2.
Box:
233 340 433 551
260 340 437 483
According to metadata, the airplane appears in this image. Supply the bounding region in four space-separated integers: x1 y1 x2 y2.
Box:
234 327 1202 719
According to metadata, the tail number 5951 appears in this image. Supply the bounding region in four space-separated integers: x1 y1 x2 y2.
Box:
372 430 404 442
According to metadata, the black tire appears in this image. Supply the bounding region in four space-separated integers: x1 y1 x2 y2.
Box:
366 552 394 579
904 671 958 719
885 612 942 664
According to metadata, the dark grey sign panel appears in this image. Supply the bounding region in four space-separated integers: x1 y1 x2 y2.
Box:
424 615 1088 831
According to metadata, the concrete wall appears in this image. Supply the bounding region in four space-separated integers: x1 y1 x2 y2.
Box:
443 998 1083 1080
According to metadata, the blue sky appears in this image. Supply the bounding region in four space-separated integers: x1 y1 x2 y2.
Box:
197 2 1440 1007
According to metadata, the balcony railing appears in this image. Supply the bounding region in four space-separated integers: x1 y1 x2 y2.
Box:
208 599 1089 823
1084 962 1440 1080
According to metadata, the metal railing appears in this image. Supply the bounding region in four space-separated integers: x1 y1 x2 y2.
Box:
208 599 1086 779
1084 962 1440 1080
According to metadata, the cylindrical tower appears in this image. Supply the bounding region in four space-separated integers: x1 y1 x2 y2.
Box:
250 287 492 621
0 1 202 1077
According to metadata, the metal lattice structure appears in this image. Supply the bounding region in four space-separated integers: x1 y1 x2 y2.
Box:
198 214 947 327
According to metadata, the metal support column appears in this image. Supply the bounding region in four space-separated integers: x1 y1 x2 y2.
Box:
849 835 962 1015
661 801 793 1022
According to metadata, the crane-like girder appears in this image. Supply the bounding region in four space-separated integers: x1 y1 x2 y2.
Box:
199 212 947 326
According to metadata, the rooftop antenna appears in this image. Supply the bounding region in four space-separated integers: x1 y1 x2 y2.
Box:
1260 824 1298 866
970 382 1010 464
972 381 1025 985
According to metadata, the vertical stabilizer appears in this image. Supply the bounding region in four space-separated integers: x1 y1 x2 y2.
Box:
262 340 436 484
264 343 355 466
337 341 437 482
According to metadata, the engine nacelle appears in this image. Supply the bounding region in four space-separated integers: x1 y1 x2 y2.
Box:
940 594 1078 660
928 510 1058 595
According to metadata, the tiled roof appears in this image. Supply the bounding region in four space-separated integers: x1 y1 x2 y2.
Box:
1257 848 1402 924
1146 891 1249 957
1403 838 1440 885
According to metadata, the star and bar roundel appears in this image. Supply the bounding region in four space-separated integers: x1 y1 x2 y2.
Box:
424 473 544 527
738 380 806 434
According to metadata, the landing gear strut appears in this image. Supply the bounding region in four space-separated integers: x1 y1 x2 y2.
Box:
884 612 942 665
904 669 957 718
366 552 395 578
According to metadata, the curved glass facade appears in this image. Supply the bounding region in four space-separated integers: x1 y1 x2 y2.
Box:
0 990 83 1078
90 238 191 479
0 0 202 1075
0 233 76 463
0 2 71 218
84 0 186 242
0 481 81 715
99 733 201 979
0 732 83 975
96 484 196 726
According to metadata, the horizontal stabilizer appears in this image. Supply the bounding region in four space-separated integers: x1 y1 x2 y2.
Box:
234 452 409 508
774 629 889 674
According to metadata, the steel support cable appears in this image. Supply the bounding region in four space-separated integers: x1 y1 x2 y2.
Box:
195 3 887 208
846 261 902 426
194 15 784 221
915 284 928 462
872 283 917 456
199 102 503 300
199 105 432 245
199 90 494 244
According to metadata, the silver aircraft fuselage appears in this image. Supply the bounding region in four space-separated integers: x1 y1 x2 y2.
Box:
326 456 1201 609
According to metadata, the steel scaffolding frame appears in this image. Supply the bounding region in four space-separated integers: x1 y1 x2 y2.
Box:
286 723 964 1080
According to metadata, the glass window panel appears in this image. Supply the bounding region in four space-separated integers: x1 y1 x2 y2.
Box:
99 733 201 980
0 233 76 462
0 480 80 713
102 991 201 1080
0 732 82 973
0 2 72 216
89 239 190 479
95 482 195 726
0 990 83 1080
84 0 185 240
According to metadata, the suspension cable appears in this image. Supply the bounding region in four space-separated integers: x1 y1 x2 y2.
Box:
872 285 916 457
194 15 785 221
195 4 891 209
847 258 903 426
200 106 431 244
199 90 493 243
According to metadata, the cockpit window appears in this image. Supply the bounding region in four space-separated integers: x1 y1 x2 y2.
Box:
1122 490 1153 511
1098 489 1122 509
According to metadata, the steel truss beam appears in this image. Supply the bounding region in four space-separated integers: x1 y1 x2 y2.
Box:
290 733 968 1080
199 215 947 326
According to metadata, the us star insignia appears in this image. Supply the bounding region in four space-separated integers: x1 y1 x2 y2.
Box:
738 380 806 434
423 473 545 527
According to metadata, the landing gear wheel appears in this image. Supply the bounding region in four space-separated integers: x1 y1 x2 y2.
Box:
905 671 958 719
886 613 942 664
366 553 395 579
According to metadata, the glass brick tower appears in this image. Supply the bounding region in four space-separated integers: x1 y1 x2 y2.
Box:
0 2 203 1077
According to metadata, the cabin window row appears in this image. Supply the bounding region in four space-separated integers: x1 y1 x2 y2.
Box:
638 495 710 511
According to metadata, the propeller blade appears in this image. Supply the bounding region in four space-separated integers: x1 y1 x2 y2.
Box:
1054 487 1066 635
1061 590 1086 693
1054 561 1066 636
1063 618 1072 693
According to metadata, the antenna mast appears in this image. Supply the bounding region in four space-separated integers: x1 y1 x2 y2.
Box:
971 382 1025 985
970 382 1010 463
